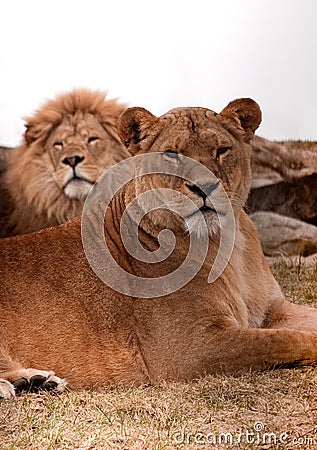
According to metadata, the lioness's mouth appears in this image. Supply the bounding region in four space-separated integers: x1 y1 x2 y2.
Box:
187 205 225 218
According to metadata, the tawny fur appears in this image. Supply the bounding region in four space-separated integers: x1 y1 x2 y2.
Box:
0 88 129 237
1 99 317 393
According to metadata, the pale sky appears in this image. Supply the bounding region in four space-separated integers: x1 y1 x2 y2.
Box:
1 0 316 146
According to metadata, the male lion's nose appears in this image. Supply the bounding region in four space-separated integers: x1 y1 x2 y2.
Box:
62 155 85 168
186 181 219 199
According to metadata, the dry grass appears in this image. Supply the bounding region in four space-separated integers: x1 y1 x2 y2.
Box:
1 259 317 450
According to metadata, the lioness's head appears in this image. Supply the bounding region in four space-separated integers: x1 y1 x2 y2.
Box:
117 99 261 235
4 88 130 235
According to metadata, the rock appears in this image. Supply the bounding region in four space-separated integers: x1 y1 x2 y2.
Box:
248 137 317 226
250 136 317 188
250 211 317 256
0 146 13 176
247 174 317 225
0 146 13 160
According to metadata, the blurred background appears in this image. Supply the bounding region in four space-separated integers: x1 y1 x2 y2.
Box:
1 0 316 146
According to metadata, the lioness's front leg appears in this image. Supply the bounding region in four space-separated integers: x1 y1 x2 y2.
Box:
199 328 317 375
264 298 317 332
0 369 67 399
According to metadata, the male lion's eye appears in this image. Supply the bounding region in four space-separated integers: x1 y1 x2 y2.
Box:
88 136 99 144
163 150 179 159
216 146 231 160
54 141 63 148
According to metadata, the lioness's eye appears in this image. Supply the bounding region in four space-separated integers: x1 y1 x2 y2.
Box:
163 150 179 159
216 146 231 159
54 141 63 148
88 136 99 144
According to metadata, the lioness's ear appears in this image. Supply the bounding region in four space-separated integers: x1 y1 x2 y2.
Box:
117 107 158 154
219 98 262 143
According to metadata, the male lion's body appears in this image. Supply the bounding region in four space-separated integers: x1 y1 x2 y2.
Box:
1 99 317 397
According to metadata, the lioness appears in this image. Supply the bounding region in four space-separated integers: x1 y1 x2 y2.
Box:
1 98 317 398
0 88 129 238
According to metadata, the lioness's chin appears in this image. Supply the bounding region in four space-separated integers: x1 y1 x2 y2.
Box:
63 179 93 200
185 211 221 238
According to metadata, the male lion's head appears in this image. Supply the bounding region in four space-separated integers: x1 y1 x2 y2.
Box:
117 99 261 236
3 88 130 236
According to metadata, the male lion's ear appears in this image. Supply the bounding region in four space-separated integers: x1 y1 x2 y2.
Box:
117 107 158 154
219 98 262 143
24 123 37 145
24 120 53 145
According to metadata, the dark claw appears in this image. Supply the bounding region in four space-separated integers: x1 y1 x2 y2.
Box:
29 375 47 390
42 381 58 391
13 378 30 393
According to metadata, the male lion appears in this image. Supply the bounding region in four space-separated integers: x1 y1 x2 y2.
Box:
1 98 317 398
0 88 129 237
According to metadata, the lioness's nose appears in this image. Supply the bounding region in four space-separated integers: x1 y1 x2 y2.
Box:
62 155 85 167
186 181 219 198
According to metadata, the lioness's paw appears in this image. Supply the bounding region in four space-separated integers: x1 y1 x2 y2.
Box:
12 369 67 395
0 379 15 399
